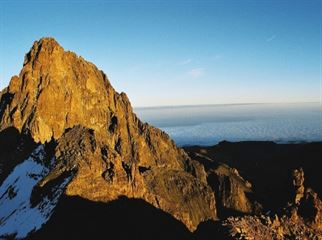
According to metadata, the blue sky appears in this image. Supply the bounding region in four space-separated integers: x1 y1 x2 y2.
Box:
0 0 321 107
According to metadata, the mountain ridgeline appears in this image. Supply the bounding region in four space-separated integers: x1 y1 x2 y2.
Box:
0 38 218 238
0 38 321 240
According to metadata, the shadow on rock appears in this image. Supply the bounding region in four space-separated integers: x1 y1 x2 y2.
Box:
28 195 193 240
0 127 37 185
193 220 229 240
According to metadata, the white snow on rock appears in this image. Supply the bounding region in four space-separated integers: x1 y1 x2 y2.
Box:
0 145 71 239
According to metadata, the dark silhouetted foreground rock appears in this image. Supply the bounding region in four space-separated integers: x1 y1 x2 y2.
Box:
28 196 192 240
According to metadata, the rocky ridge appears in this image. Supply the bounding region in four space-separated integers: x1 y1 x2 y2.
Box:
187 150 261 219
1 38 320 239
222 169 322 240
0 38 216 235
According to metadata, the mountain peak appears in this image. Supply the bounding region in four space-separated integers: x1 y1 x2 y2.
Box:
2 37 115 143
23 37 64 66
37 37 60 45
34 37 61 49
0 38 217 235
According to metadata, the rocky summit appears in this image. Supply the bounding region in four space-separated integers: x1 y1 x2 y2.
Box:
0 38 321 240
0 38 217 238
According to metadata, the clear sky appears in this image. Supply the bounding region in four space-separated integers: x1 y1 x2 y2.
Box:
0 0 321 107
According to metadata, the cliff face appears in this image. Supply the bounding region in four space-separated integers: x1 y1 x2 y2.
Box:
185 149 259 219
0 38 216 236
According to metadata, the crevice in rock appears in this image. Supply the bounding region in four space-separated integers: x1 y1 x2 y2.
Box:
122 161 132 181
115 138 122 154
108 115 118 133
102 162 114 183
100 146 108 161
138 166 151 174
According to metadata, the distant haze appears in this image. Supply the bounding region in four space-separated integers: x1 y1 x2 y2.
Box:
135 103 322 146
0 0 321 107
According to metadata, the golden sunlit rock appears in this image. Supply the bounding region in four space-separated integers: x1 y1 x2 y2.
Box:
0 37 216 231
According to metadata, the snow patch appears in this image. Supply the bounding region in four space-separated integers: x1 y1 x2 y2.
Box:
0 145 72 239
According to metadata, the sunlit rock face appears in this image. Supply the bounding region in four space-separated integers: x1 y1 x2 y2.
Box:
0 38 216 234
184 149 261 219
207 164 258 216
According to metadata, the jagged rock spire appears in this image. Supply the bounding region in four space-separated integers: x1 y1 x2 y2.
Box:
0 38 217 231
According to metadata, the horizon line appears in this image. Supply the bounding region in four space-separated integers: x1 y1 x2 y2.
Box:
133 101 321 109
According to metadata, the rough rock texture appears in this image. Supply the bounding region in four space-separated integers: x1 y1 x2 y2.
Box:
208 164 256 216
186 150 259 218
293 168 305 205
223 213 322 240
223 196 322 240
221 169 322 240
0 38 216 231
297 189 322 232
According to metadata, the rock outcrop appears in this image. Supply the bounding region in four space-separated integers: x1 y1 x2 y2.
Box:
220 168 322 240
0 38 216 234
293 168 305 205
298 188 322 231
207 164 257 216
185 150 259 218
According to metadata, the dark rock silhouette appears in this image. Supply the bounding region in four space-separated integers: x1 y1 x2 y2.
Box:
193 220 229 240
185 141 322 212
28 195 192 240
